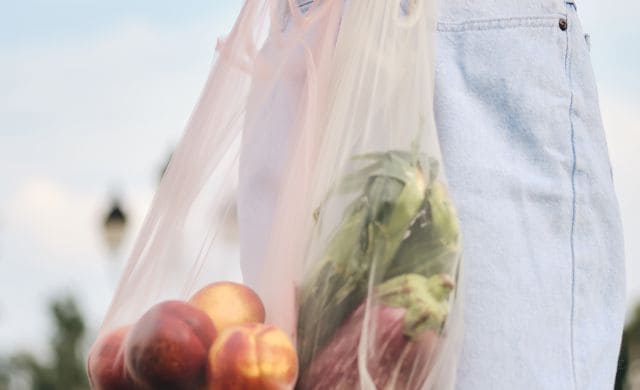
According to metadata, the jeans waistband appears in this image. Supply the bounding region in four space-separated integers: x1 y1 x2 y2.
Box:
296 1 574 20
437 0 570 21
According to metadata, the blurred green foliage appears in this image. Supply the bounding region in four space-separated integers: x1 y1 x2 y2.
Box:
616 303 640 389
0 360 9 390
616 332 630 390
1 297 89 390
625 304 640 357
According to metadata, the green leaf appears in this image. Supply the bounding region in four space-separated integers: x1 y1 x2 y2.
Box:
376 273 455 337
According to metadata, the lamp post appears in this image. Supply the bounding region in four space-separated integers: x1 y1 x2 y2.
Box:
102 197 128 253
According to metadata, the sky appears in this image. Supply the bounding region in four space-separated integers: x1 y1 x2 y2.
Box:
0 0 638 357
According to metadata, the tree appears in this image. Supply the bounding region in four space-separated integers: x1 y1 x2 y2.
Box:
616 331 629 390
10 297 89 390
616 302 640 389
0 359 9 389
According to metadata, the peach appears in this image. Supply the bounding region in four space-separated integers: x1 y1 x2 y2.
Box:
125 300 217 390
87 326 139 390
207 323 298 390
189 281 265 332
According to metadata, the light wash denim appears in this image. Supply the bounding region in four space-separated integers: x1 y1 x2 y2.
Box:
435 1 626 389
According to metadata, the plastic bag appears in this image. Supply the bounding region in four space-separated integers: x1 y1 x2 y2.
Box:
88 0 463 389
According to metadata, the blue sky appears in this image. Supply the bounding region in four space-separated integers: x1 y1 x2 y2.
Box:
0 1 242 46
0 0 638 357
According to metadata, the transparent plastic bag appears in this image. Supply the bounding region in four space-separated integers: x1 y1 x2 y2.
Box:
88 0 463 389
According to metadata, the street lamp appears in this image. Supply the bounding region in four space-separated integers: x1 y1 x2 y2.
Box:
102 197 128 253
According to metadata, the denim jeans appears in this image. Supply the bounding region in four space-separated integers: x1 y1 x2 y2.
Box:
435 1 626 388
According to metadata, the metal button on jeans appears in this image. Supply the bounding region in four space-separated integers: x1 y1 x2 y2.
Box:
559 18 568 31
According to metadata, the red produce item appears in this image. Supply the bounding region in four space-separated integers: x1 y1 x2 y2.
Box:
125 300 217 390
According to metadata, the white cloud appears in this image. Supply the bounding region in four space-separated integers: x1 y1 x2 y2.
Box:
4 178 100 261
2 176 153 261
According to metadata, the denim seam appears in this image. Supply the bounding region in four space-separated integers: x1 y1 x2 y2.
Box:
563 4 578 390
437 16 562 32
